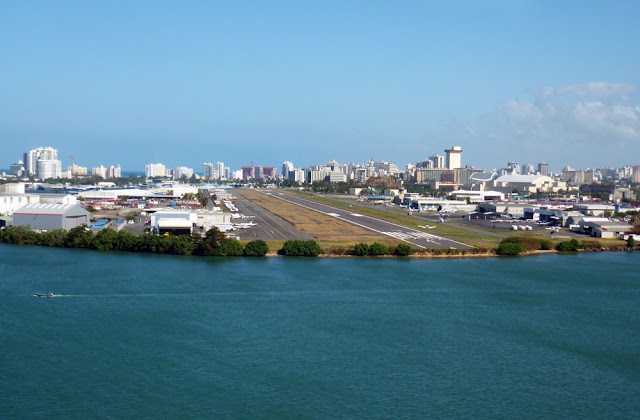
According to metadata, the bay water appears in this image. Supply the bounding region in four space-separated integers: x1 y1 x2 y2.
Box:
1 244 639 418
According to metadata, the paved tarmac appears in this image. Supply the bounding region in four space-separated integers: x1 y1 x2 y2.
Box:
232 194 313 241
264 191 473 249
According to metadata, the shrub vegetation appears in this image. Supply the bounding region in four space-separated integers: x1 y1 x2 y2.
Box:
243 240 269 256
556 239 580 252
394 244 412 256
279 240 323 257
497 242 525 256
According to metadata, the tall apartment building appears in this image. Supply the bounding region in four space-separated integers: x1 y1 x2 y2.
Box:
36 159 62 179
173 167 194 180
203 163 215 180
633 166 640 183
429 154 445 168
92 166 107 178
216 162 225 179
538 162 549 176
282 161 294 179
24 147 62 179
145 163 166 177
444 146 462 169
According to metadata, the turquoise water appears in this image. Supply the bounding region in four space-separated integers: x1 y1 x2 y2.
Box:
1 244 639 419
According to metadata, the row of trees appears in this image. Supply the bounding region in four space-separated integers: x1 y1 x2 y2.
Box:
353 242 412 256
0 226 271 257
0 226 426 258
496 236 636 255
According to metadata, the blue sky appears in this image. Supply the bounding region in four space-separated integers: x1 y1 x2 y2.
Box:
1 0 639 173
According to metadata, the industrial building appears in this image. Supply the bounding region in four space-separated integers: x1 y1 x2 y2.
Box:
13 203 90 231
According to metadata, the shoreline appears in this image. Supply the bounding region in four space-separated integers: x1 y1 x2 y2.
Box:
0 241 636 259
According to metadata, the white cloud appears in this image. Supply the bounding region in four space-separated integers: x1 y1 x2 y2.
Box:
537 82 637 99
499 83 640 144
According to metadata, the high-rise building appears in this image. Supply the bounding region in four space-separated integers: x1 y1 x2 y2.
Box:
538 162 549 176
92 166 108 178
241 166 255 180
10 161 26 177
24 147 60 178
145 163 166 178
632 166 640 183
444 146 462 169
507 162 519 174
216 162 225 179
36 159 62 180
203 163 214 180
106 165 121 178
521 163 535 175
173 166 194 180
428 154 445 169
282 161 294 179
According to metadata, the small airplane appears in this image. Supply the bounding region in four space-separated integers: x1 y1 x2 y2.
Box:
418 225 436 229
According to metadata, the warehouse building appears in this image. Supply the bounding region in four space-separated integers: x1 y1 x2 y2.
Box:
13 203 90 230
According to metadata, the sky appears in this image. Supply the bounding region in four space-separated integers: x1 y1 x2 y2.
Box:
1 0 639 173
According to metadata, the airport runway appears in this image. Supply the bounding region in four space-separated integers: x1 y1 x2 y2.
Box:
264 191 474 249
232 194 314 241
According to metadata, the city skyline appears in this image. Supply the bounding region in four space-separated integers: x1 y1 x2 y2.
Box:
1 2 639 170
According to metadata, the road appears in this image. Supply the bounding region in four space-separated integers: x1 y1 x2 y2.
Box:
232 193 314 241
264 191 473 249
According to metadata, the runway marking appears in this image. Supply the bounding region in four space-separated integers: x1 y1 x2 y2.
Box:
351 213 364 217
264 192 473 249
327 213 341 217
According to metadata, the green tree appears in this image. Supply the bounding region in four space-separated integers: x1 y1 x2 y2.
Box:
91 228 118 251
137 234 162 253
244 239 269 256
395 244 412 256
195 227 226 256
556 239 580 252
38 229 68 247
368 242 389 256
196 191 208 207
168 235 196 255
0 226 39 245
626 236 635 248
353 243 369 256
219 239 244 256
279 240 322 257
64 225 93 248
115 230 139 251
497 242 524 255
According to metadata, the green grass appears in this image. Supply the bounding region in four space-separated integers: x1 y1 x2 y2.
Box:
281 190 501 246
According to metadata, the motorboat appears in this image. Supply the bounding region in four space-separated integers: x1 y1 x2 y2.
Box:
34 292 54 297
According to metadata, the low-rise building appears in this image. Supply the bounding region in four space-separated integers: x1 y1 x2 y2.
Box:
13 203 90 230
580 220 633 238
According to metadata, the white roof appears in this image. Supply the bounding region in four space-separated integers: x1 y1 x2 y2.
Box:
14 203 78 215
495 174 549 183
157 218 192 228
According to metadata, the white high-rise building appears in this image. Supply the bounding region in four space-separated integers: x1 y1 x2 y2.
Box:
173 166 194 180
92 166 108 178
24 147 60 177
445 146 462 169
107 165 121 178
216 162 225 179
145 163 166 177
282 161 294 179
428 154 445 169
203 163 215 180
36 159 62 179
